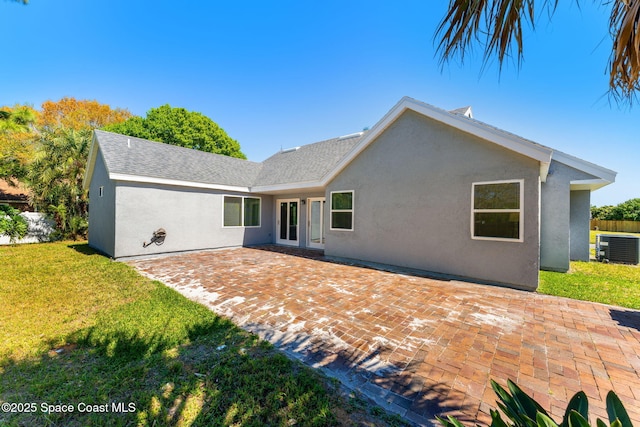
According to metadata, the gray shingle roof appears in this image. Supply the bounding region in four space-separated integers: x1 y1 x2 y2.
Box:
256 133 365 186
93 129 365 189
94 130 262 187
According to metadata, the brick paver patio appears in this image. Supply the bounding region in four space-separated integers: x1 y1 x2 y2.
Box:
127 246 640 426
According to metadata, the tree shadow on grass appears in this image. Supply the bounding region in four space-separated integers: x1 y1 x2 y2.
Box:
0 315 345 427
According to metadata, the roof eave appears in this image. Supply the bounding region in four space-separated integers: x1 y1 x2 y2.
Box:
540 161 551 183
109 173 252 193
570 179 611 191
251 180 324 195
552 150 617 184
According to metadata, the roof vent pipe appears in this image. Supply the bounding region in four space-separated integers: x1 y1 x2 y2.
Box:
281 146 300 153
127 138 131 148
338 131 364 140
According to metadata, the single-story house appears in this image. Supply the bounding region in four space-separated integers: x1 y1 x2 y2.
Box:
83 97 616 291
0 180 31 211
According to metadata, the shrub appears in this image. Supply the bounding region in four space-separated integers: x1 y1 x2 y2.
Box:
0 204 28 243
438 379 633 427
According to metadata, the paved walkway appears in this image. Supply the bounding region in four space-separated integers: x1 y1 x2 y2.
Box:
127 246 640 426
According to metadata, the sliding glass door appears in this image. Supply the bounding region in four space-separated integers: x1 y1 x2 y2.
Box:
276 199 299 246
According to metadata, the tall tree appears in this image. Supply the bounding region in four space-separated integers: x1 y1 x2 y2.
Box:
0 105 38 185
435 0 640 102
39 97 132 131
27 128 92 239
104 104 246 159
11 98 131 238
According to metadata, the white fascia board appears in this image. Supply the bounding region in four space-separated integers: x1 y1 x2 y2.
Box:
109 173 251 193
251 180 325 195
553 150 617 183
82 134 99 190
321 96 554 186
570 179 611 191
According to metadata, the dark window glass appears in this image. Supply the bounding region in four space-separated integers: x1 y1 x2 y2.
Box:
244 198 260 227
280 202 287 239
331 192 352 210
330 191 353 230
474 212 520 239
474 183 520 210
331 212 353 230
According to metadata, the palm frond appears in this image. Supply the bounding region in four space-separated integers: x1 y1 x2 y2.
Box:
609 0 640 103
436 0 640 103
26 127 90 237
435 0 558 70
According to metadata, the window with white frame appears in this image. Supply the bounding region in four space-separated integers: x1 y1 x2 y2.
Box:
223 196 261 227
243 197 261 227
330 190 353 230
472 180 523 241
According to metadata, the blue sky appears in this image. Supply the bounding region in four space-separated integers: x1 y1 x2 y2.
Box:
1 1 636 206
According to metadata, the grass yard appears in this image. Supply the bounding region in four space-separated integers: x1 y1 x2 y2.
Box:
539 261 640 309
0 242 408 427
540 230 640 308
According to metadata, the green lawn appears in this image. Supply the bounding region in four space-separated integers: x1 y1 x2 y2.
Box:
542 230 640 308
0 242 408 427
539 261 640 309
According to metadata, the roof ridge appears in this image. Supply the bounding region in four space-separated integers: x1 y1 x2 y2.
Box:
94 130 262 166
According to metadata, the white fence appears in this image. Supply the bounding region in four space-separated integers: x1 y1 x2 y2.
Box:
0 212 56 245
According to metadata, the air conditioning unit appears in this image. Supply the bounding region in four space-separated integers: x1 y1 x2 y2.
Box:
596 234 640 265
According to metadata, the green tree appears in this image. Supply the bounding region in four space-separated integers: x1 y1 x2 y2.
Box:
104 105 246 159
611 198 640 221
27 128 91 239
0 105 38 185
591 204 616 220
436 1 640 102
0 106 36 133
9 98 130 238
